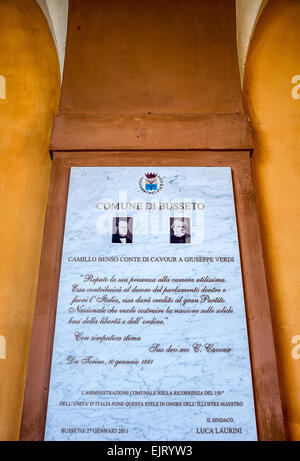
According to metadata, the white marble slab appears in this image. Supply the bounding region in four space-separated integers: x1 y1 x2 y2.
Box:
44 167 257 441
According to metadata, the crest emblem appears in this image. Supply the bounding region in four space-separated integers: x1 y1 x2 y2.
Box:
145 173 158 191
138 172 164 194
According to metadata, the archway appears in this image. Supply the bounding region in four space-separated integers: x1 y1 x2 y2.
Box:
0 0 60 440
244 0 300 440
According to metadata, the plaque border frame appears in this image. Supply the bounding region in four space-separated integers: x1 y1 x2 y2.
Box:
20 150 286 441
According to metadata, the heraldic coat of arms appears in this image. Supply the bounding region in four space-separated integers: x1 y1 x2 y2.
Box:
145 173 158 191
138 172 164 194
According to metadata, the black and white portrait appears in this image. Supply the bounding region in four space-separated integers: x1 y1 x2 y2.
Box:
170 217 191 244
112 217 133 244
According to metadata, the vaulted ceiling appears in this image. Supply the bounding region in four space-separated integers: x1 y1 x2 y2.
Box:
35 0 268 85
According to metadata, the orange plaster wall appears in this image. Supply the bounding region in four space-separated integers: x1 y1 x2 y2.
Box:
0 0 60 440
244 0 300 440
1 0 299 442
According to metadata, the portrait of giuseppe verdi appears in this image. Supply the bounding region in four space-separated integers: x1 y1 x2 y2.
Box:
112 217 133 244
170 217 191 244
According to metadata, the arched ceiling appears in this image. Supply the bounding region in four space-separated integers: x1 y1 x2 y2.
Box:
236 0 269 85
35 0 68 79
35 0 267 86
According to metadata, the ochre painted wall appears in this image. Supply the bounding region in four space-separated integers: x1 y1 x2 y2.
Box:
0 0 60 440
1 0 299 442
244 0 300 441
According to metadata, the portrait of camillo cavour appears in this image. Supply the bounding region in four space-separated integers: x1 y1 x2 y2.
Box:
112 217 133 244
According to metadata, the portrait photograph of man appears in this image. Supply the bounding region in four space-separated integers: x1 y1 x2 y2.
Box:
112 217 133 244
170 217 191 244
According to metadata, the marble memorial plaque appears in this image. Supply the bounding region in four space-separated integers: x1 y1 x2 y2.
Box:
44 167 257 441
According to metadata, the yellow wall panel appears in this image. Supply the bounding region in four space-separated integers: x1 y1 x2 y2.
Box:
0 0 60 440
244 0 300 441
